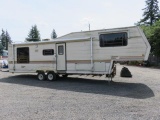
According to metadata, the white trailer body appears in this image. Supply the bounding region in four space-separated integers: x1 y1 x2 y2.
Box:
8 26 150 80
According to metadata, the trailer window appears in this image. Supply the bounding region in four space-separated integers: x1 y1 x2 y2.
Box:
58 45 64 55
99 32 128 47
17 47 29 63
43 49 54 55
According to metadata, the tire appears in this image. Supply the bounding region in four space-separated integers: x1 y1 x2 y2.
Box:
56 74 60 79
62 74 68 78
37 72 45 81
47 72 56 81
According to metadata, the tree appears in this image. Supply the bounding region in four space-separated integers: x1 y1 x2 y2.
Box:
5 30 12 50
0 30 12 50
139 0 160 26
150 20 160 56
141 20 160 56
51 29 57 39
26 25 41 42
6 31 12 43
0 29 6 49
0 30 4 55
0 43 4 55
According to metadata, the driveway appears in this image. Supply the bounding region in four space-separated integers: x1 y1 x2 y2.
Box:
0 65 159 120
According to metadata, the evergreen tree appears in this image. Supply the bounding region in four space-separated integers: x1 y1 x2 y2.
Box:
139 0 160 26
51 29 57 39
0 29 12 51
0 43 4 55
6 30 12 43
0 30 5 54
0 29 6 49
26 25 41 42
5 30 12 50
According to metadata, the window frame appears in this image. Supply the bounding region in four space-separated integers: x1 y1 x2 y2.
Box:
99 32 128 47
43 49 54 56
58 45 64 55
17 47 29 64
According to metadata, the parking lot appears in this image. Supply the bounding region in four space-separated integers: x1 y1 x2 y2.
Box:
0 64 160 120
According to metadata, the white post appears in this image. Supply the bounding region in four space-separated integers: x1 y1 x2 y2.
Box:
12 44 15 71
89 23 90 31
91 37 93 71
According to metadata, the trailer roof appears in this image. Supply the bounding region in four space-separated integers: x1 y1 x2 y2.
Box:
11 37 91 45
11 26 138 46
56 26 137 39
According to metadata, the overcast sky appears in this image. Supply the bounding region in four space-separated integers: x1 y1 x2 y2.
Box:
0 0 159 42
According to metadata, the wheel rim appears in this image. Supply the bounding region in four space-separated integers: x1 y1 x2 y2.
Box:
38 74 44 80
48 74 53 80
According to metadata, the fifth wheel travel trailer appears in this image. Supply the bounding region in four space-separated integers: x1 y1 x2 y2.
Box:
8 26 150 81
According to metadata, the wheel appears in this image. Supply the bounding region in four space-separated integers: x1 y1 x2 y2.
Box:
37 72 45 81
47 72 56 81
56 74 60 79
62 74 68 78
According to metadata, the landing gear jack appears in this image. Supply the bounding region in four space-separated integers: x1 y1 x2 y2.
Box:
106 74 113 84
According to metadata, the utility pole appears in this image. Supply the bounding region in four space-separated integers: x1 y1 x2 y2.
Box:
88 23 90 31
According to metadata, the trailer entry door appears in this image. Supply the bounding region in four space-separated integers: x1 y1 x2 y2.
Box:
56 43 66 71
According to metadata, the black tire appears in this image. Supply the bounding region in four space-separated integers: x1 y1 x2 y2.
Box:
47 72 56 81
62 74 68 78
37 72 45 81
56 74 60 79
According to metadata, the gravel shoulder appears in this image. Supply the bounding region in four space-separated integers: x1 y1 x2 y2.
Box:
0 64 160 120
